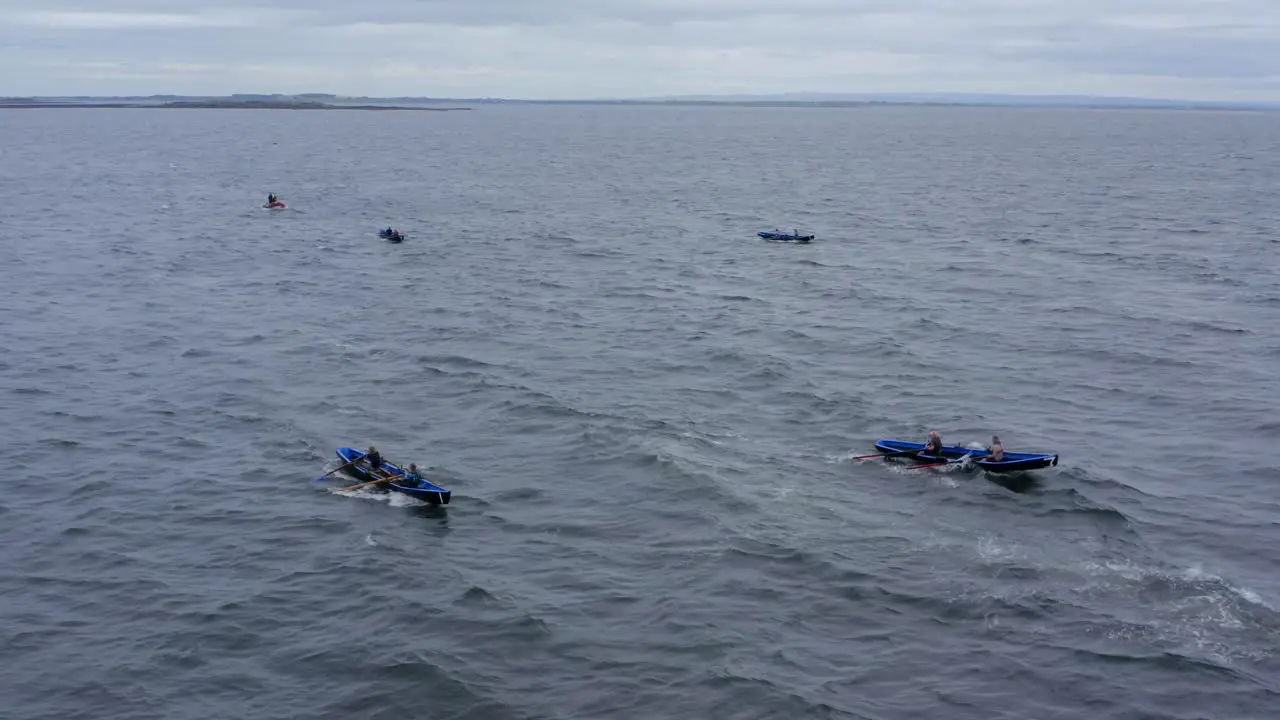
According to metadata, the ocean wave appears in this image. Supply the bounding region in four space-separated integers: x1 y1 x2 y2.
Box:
1032 488 1136 526
1073 560 1280 663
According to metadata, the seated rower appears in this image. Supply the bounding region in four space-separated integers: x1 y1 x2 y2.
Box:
401 463 422 488
987 435 1004 462
923 430 943 456
364 445 383 474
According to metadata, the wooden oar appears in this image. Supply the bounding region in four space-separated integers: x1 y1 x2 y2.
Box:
337 472 405 493
853 448 919 460
311 454 364 483
904 459 955 470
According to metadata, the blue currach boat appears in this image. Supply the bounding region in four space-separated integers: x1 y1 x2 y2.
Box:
335 447 451 504
378 228 405 243
758 230 814 242
873 439 1058 473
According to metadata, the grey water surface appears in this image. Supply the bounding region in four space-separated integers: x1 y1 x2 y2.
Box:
1 104 1278 719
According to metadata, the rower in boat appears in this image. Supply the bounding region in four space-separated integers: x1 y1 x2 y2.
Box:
332 447 453 504
364 446 383 473
923 430 943 456
987 435 1004 462
872 437 1057 473
402 463 423 488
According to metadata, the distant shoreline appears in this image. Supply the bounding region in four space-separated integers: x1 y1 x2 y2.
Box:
0 100 470 111
1 95 1275 112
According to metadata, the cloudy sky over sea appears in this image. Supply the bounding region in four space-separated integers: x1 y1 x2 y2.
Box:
2 0 1277 100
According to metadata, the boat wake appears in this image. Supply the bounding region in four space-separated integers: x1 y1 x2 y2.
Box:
329 486 425 507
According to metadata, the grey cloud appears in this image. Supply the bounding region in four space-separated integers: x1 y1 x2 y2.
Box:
1 0 1277 99
10 0 1276 29
987 20 1280 80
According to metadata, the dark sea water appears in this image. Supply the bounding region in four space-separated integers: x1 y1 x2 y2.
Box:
1 104 1278 719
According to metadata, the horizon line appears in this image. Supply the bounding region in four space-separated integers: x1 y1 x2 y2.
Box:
3 91 1279 109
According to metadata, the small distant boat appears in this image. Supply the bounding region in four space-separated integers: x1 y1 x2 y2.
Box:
335 447 451 505
378 228 405 243
873 438 1059 473
263 201 287 209
758 230 814 243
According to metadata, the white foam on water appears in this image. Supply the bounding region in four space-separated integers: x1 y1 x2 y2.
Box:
884 463 919 475
1075 558 1277 663
330 485 426 507
678 430 721 446
1180 564 1274 611
387 492 425 508
976 535 1025 563
769 485 798 503
1082 558 1147 582
1237 586 1267 607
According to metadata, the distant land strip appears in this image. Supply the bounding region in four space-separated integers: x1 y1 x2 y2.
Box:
2 93 1276 111
0 99 469 111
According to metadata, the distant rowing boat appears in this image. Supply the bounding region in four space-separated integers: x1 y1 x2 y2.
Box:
334 447 451 504
758 231 813 242
873 438 1058 473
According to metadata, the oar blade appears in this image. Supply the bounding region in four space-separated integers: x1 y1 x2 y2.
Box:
312 453 362 482
334 472 407 494
854 448 919 460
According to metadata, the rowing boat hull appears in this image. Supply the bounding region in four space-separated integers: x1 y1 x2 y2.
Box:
758 231 813 242
334 447 451 505
874 439 1058 473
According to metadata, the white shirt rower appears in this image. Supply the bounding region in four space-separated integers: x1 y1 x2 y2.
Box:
987 435 1004 461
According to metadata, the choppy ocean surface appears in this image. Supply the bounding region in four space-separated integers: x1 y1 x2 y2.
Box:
1 105 1278 719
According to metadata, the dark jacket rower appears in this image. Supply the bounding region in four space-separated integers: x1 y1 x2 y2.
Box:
924 431 943 455
364 446 383 473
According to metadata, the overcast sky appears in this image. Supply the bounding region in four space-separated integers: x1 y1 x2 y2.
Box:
1 1 1277 100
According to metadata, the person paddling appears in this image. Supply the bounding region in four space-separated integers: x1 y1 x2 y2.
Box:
402 463 423 488
923 430 943 456
987 435 1004 462
364 446 383 475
